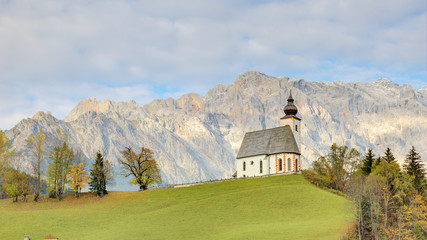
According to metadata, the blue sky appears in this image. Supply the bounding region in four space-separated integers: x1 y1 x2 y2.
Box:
0 0 426 130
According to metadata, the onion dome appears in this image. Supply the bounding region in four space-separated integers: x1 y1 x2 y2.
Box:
281 90 300 120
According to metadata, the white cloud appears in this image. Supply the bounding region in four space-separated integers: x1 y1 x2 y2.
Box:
0 0 425 129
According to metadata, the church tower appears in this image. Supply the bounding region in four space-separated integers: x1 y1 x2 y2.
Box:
280 90 301 152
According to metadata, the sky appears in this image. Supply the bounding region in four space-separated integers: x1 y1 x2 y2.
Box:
0 0 426 130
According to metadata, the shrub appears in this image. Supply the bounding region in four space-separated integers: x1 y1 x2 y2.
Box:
302 169 330 188
302 169 347 197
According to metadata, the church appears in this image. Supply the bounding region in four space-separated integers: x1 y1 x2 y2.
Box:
236 91 301 178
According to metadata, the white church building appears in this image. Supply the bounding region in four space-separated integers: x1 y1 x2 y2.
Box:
236 91 301 178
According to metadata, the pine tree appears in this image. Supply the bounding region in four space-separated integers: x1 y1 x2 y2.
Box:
384 147 396 163
89 151 113 197
361 148 375 175
403 146 426 194
373 156 382 169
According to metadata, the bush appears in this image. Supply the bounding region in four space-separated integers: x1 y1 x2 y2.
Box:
302 169 330 188
302 169 347 197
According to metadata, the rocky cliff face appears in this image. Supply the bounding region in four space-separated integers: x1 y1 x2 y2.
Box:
5 71 427 188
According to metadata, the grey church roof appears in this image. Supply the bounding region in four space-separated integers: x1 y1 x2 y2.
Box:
236 125 300 159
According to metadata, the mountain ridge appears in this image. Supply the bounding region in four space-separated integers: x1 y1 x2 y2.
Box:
5 71 427 188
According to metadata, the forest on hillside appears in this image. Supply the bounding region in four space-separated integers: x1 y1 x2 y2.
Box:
304 143 427 240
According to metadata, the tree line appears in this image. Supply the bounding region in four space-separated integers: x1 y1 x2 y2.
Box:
303 143 427 240
0 128 161 202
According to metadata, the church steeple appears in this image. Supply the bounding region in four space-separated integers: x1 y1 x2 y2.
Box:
281 90 300 120
283 90 298 117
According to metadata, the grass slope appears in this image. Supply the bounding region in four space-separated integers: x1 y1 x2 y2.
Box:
0 174 352 240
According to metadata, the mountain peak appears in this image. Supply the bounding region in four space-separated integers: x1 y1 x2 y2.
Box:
234 71 275 89
64 98 116 122
32 111 52 120
375 78 392 83
176 93 203 113
375 78 398 88
236 71 270 81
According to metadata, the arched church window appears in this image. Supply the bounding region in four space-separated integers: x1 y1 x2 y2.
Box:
287 158 291 171
243 161 246 171
295 125 298 132
279 159 282 171
260 161 263 173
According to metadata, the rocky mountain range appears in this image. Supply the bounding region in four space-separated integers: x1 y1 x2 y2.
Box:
5 71 427 189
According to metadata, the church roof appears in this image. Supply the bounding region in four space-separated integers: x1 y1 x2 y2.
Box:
236 125 300 159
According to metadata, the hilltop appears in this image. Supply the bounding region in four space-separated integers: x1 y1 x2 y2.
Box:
0 174 351 240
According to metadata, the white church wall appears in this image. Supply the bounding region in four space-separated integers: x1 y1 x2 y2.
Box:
236 155 267 178
236 152 301 177
269 154 277 173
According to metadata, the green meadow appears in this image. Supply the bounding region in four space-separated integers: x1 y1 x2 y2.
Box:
0 174 352 240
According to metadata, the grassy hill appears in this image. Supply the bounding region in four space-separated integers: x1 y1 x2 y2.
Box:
0 174 352 239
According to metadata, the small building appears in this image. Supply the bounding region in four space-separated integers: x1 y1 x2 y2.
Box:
236 91 301 178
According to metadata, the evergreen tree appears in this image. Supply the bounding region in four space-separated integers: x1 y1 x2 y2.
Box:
372 156 382 170
383 147 396 163
403 146 426 194
361 148 375 175
89 151 113 197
